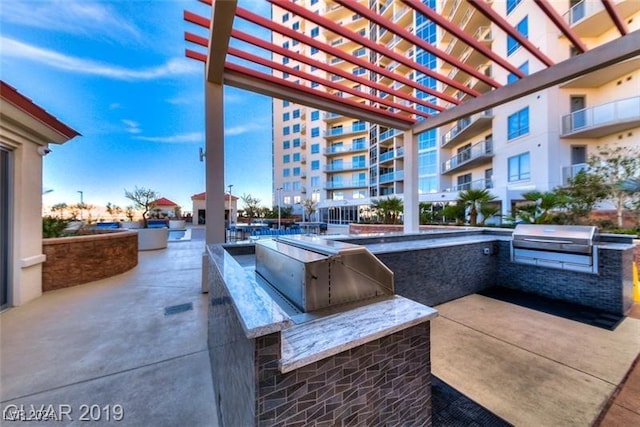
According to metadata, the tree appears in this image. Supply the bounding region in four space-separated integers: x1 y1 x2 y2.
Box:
106 202 122 221
301 199 317 222
50 202 68 219
556 170 608 223
441 202 466 225
588 145 640 227
458 188 496 226
124 187 160 228
371 196 403 224
241 193 262 224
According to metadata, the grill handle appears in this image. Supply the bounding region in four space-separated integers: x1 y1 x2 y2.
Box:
520 238 576 245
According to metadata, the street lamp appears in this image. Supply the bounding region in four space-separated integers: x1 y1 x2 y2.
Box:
227 184 233 226
277 187 283 230
77 190 84 220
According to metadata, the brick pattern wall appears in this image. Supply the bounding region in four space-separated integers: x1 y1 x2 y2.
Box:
42 231 137 291
496 241 634 314
376 243 499 307
255 324 432 427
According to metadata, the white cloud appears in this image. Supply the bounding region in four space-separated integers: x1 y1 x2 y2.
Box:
109 103 121 110
1 37 201 81
225 124 266 136
135 132 203 144
2 0 141 43
122 119 141 134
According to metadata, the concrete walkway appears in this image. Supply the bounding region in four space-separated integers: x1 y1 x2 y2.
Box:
432 294 640 427
0 228 216 426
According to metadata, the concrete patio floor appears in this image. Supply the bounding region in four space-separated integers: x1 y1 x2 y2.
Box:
0 227 216 426
432 294 640 426
2 227 639 426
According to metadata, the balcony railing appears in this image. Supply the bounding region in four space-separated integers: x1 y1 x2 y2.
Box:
323 123 368 138
561 96 640 136
379 147 404 162
441 109 493 147
447 178 494 192
563 0 600 25
379 128 401 142
561 163 588 186
379 170 404 183
323 143 368 155
441 139 494 174
325 180 368 189
323 162 368 172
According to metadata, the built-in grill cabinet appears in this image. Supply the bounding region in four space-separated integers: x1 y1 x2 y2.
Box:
511 224 598 274
255 236 393 313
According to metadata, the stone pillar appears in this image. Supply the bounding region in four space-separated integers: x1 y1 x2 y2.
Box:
205 82 225 245
403 130 419 233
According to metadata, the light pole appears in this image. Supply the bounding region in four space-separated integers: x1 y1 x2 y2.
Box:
277 187 283 230
227 184 233 226
77 190 84 220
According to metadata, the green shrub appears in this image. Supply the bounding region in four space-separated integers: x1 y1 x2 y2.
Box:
42 216 69 238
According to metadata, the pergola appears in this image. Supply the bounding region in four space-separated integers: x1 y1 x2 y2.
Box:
183 0 640 245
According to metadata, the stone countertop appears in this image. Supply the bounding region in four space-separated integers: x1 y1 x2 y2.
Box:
279 295 438 373
363 234 511 254
208 245 292 339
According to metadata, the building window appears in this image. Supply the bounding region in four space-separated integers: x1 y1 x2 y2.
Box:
282 57 290 65
311 143 320 154
294 195 301 204
333 192 344 201
352 120 365 131
293 167 301 176
507 17 528 56
283 154 290 163
311 81 319 88
284 196 291 205
506 0 522 14
353 137 366 149
311 176 320 187
507 61 529 84
310 27 319 38
310 46 318 55
293 124 301 133
283 112 290 121
311 160 320 170
352 155 366 168
352 47 366 57
311 0 318 5
292 39 299 46
311 111 319 121
283 126 290 136
293 152 301 162
283 182 291 191
507 107 530 139
508 152 531 182
283 140 290 149
311 127 320 137
283 168 290 177
352 67 366 76
292 109 300 119
282 41 289 49
293 138 301 148
354 190 366 199
293 181 301 191
292 22 300 31
283 100 289 107
282 13 289 23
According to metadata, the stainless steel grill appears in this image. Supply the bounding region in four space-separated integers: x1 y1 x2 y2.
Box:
255 236 393 313
511 224 599 274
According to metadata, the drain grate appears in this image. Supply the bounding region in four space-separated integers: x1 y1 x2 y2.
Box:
164 302 193 316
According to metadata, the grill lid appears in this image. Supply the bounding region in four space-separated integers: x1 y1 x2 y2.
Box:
512 224 597 254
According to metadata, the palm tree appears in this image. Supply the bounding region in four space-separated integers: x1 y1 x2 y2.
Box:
371 196 403 224
458 189 496 226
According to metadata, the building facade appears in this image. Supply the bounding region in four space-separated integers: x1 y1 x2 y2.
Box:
271 0 640 224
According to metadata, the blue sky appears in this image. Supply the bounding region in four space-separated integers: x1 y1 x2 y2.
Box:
1 0 274 212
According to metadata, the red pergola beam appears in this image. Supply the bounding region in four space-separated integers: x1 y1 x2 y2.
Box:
231 29 443 113
185 32 209 47
468 0 554 67
601 0 628 36
402 0 524 78
227 47 430 119
224 62 417 126
235 7 460 105
186 49 207 62
534 0 588 53
331 0 501 89
184 10 210 29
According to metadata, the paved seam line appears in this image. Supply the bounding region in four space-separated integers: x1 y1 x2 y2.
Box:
0 348 210 404
438 314 620 387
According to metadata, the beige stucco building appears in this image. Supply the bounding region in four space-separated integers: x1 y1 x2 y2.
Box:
0 81 79 308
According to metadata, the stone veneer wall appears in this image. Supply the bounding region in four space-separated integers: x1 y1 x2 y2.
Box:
375 242 500 307
255 324 431 426
208 252 432 427
348 224 450 235
42 231 137 291
496 241 634 314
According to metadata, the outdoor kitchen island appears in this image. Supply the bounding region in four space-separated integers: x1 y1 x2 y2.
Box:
207 238 438 427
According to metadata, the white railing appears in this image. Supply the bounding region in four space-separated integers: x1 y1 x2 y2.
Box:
561 96 640 135
441 110 493 146
324 162 367 172
561 163 588 185
447 178 493 192
441 139 494 173
325 180 368 189
379 170 404 183
323 143 367 155
563 0 604 25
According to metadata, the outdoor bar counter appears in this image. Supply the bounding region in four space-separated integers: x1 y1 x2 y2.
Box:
207 244 438 426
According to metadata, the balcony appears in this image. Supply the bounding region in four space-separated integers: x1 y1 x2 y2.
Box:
323 162 368 172
560 96 640 138
323 112 343 122
324 123 368 139
323 143 368 156
561 163 588 186
379 147 404 163
379 128 401 143
441 139 494 174
563 0 640 37
324 180 368 190
379 170 404 184
441 110 493 148
446 178 494 193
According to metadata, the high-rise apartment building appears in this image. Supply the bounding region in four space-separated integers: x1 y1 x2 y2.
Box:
271 0 640 224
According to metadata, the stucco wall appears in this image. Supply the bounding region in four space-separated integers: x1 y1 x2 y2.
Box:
42 231 138 291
